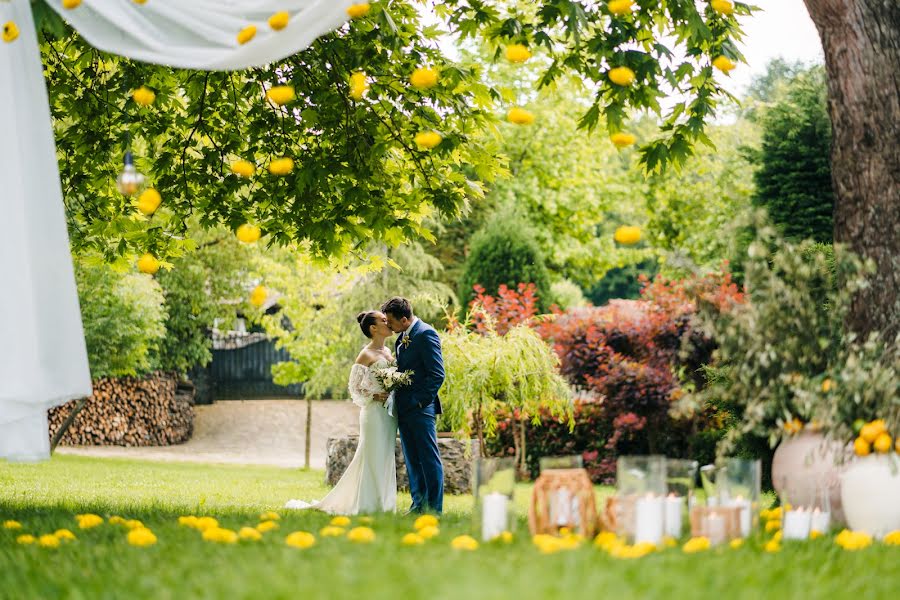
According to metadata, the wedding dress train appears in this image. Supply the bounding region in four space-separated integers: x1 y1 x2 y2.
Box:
285 360 398 514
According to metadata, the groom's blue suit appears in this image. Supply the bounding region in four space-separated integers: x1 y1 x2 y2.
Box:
394 319 445 514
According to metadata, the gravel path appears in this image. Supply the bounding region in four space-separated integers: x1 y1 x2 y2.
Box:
56 400 360 469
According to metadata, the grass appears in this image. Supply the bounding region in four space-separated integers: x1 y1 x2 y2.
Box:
1 455 898 600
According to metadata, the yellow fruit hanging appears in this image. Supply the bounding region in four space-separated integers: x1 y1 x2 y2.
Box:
346 3 371 18
873 433 893 454
505 44 532 63
268 157 294 175
614 225 642 245
860 422 883 443
237 25 257 45
610 132 636 148
853 436 871 457
268 11 289 31
608 66 636 86
266 86 295 106
410 68 439 89
231 160 256 178
414 131 442 150
250 286 268 307
507 108 535 125
137 253 160 275
608 0 634 16
2 21 20 43
711 0 734 15
713 56 736 73
349 72 369 100
136 188 162 215
236 224 262 244
132 86 156 107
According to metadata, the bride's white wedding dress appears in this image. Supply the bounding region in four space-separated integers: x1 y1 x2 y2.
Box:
285 359 398 514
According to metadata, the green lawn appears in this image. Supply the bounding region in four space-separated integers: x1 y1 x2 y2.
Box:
1 455 897 600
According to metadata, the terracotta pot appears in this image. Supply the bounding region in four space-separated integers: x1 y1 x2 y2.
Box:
771 431 848 524
841 454 900 537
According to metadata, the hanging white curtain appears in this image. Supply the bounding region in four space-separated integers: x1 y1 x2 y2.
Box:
0 0 356 461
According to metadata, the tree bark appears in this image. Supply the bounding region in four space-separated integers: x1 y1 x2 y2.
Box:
803 0 900 345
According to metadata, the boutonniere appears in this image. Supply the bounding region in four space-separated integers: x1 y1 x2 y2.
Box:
401 336 411 348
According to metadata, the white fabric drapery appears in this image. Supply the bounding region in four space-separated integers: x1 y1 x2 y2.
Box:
0 0 356 461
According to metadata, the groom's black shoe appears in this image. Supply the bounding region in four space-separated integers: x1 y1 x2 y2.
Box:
403 507 424 516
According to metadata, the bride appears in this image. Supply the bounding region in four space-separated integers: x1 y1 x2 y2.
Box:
285 311 398 514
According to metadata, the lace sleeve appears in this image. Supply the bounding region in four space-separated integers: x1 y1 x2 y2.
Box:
348 364 380 408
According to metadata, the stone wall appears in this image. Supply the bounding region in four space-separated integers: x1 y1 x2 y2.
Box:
325 436 480 494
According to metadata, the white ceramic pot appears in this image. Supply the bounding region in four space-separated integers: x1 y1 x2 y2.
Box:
840 454 900 537
771 432 848 523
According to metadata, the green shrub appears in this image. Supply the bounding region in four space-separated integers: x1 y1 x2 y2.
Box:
458 214 552 311
75 259 167 378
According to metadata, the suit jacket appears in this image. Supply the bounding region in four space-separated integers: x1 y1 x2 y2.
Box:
394 319 444 416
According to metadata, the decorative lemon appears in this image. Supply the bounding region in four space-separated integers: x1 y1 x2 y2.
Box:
256 520 279 532
76 514 104 529
54 529 76 541
319 526 346 537
505 44 532 63
417 525 440 540
231 160 255 178
860 422 882 443
507 107 535 125
137 253 160 275
16 535 35 545
3 520 22 530
268 157 294 175
2 21 20 43
450 535 479 551
250 286 268 307
349 72 368 100
608 0 634 15
610 132 636 148
682 537 710 553
711 0 734 15
713 56 736 73
268 11 289 31
821 378 833 392
132 86 156 107
614 225 642 245
137 188 162 215
346 3 371 18
266 85 295 106
402 533 424 546
259 511 280 521
237 25 257 45
127 528 157 547
873 433 892 454
414 131 442 150
62 0 82 9
414 515 439 530
410 68 439 89
346 526 376 543
608 66 636 86
853 436 871 457
236 224 262 244
239 527 262 541
330 516 351 527
39 534 61 548
285 531 316 549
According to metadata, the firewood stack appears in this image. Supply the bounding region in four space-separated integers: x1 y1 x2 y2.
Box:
48 373 194 446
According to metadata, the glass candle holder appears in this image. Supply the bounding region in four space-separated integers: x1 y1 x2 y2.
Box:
539 455 584 471
473 457 516 541
665 459 698 538
718 458 761 538
614 455 666 544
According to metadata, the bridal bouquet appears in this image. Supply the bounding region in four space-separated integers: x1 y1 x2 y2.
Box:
372 361 413 393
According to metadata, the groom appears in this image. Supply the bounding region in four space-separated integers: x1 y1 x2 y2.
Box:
381 297 445 515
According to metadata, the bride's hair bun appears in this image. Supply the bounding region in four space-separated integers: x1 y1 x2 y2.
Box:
356 312 366 325
357 311 378 338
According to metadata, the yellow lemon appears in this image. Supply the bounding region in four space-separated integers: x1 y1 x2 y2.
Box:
505 44 532 63
2 21 20 43
765 519 782 533
53 529 76 540
711 0 734 15
237 25 257 45
239 527 262 541
402 533 425 546
410 68 439 89
764 539 781 553
76 514 103 529
259 512 280 522
854 436 871 457
608 0 634 15
132 86 156 106
821 378 833 392
250 285 268 307
610 132 636 148
236 223 261 244
108 516 127 526
497 531 514 544
682 537 710 553
729 538 744 549
231 160 256 177
133 0 148 4
319 526 346 537
286 531 316 549
346 3 371 18
39 534 61 548
358 517 374 525
895 438 900 454
127 528 157 547
414 131 442 150
256 520 279 533
330 516 352 527
608 66 636 86
417 525 440 540
349 72 368 100
450 535 479 551
62 0 82 9
178 516 198 528
194 517 218 532
17 534 36 545
810 530 823 539
507 107 535 125
137 188 162 215
873 433 892 454
268 157 294 175
883 531 900 545
266 85 295 106
713 56 736 73
3 520 22 530
346 526 376 543
268 11 289 31
414 515 439 530
137 253 160 275
614 225 642 245
203 528 238 544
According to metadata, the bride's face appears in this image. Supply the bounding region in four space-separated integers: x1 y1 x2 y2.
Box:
371 312 393 338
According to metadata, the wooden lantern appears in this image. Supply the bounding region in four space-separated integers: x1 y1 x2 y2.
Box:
528 468 598 538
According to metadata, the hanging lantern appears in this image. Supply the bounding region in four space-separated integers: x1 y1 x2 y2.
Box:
116 151 146 196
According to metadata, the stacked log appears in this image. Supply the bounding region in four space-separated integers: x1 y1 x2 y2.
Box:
48 372 194 446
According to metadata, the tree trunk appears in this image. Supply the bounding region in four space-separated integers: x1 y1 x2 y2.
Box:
802 0 900 345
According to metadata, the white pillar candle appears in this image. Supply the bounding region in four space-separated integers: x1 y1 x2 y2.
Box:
783 508 812 540
481 492 509 541
705 513 726 546
634 495 664 545
728 496 752 537
810 508 830 534
664 494 684 538
551 488 572 527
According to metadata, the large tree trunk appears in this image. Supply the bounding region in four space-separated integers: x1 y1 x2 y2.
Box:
803 0 900 345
